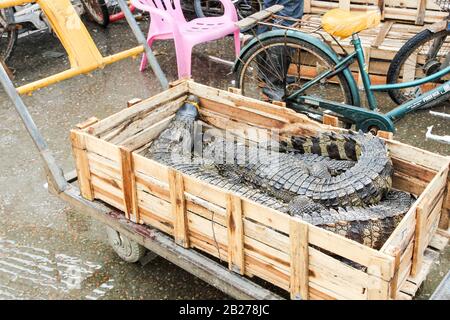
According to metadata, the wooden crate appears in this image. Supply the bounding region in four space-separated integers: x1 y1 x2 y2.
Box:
304 0 448 25
70 80 450 300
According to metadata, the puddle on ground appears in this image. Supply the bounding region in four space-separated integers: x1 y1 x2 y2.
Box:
0 237 113 300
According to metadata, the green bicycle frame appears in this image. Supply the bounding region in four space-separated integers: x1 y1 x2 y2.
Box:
287 34 450 132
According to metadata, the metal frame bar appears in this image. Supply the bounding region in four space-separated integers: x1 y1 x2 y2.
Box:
116 0 168 89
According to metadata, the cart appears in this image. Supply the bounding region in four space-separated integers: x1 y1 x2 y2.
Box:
0 0 283 299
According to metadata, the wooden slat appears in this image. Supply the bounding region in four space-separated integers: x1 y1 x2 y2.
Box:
415 0 427 25
387 139 450 171
322 114 339 127
389 248 401 299
411 205 426 276
76 117 98 130
120 115 173 151
119 147 139 222
440 177 450 230
372 20 394 48
127 98 142 108
377 130 393 140
70 130 94 200
88 82 188 136
367 257 390 299
168 169 189 248
226 194 245 275
339 0 350 11
228 87 242 95
289 219 309 300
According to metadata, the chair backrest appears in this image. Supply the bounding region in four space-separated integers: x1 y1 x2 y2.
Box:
145 0 186 23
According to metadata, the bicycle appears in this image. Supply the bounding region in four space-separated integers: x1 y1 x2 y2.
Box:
194 0 262 19
0 0 109 62
234 7 450 133
387 0 450 105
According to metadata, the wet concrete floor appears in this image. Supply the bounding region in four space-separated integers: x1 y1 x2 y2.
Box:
0 18 448 300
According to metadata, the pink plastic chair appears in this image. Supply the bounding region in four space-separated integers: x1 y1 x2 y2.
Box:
131 0 241 79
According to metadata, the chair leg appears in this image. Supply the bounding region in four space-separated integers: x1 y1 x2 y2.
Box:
174 44 192 79
233 30 241 57
139 37 155 72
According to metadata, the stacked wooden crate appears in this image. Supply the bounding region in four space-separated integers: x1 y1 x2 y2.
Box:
274 1 449 84
304 0 447 25
71 80 450 300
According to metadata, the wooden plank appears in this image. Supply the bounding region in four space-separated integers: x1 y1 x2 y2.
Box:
228 87 242 95
272 100 286 108
387 139 450 171
415 0 427 25
411 205 426 276
84 133 121 162
168 169 189 248
339 0 351 11
226 194 245 275
70 130 94 200
440 177 450 230
401 248 440 297
289 219 309 300
88 82 188 136
76 117 98 130
367 256 391 299
372 21 394 48
322 114 339 127
120 115 173 151
119 147 139 222
377 130 393 140
389 248 401 299
377 0 385 20
106 96 184 144
127 98 142 108
428 232 449 252
304 0 311 13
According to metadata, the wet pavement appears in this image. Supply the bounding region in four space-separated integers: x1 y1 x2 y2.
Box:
0 18 448 300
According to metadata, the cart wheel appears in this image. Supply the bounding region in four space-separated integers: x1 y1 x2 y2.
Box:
106 227 146 263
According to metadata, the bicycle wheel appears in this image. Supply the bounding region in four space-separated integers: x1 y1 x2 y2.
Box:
195 0 262 19
387 29 450 108
236 36 355 119
106 0 136 23
0 8 17 62
81 0 110 27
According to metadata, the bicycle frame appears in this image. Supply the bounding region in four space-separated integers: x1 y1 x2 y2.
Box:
286 33 450 132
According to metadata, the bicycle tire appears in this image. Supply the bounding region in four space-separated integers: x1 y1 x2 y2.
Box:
109 3 136 23
0 8 17 62
387 29 450 106
81 0 110 27
236 36 356 121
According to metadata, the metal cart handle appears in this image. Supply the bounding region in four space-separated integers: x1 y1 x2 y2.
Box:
0 0 168 193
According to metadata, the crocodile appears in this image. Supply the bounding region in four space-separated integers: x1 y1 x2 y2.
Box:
202 129 393 209
145 97 413 249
